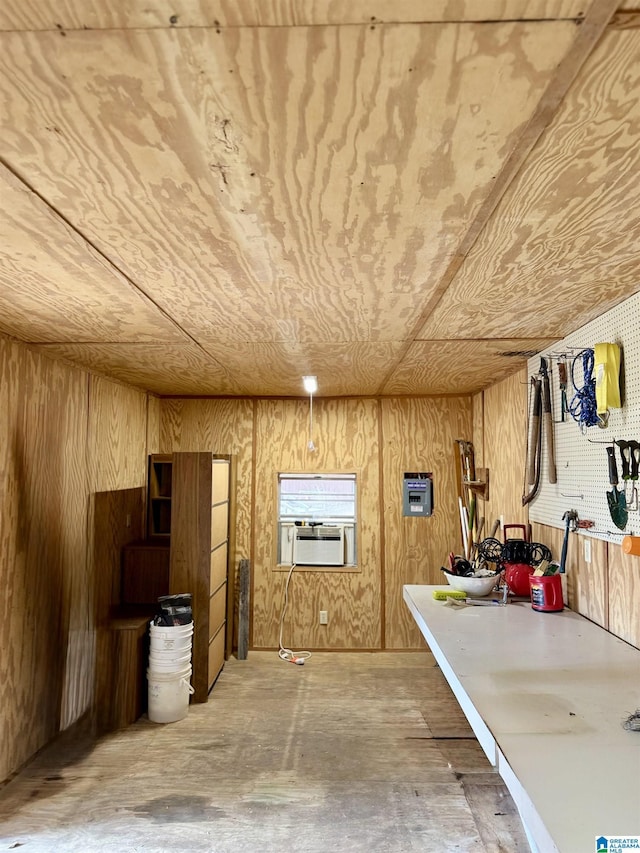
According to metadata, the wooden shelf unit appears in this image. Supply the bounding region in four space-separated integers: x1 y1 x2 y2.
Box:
148 452 232 703
147 454 173 537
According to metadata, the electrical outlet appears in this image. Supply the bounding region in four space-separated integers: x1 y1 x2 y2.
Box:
584 538 591 564
319 610 328 625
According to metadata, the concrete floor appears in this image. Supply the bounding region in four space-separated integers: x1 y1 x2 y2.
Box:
0 652 529 852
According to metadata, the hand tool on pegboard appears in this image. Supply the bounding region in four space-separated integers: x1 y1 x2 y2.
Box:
606 444 628 530
523 374 542 506
557 356 569 422
540 358 557 484
523 359 557 506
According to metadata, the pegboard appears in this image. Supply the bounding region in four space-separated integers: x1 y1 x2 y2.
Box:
527 290 640 543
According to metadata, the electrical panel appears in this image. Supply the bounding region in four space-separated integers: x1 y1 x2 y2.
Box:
402 473 433 517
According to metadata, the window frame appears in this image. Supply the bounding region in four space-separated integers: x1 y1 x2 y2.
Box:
275 471 359 570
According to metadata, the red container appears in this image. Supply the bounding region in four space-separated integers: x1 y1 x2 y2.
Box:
502 524 532 596
529 574 563 612
504 562 534 596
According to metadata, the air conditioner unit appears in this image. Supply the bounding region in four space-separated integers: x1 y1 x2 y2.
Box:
292 525 345 566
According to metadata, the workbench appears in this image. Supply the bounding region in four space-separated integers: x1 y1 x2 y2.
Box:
403 585 640 853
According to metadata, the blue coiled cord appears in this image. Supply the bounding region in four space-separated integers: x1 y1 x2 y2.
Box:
568 349 599 428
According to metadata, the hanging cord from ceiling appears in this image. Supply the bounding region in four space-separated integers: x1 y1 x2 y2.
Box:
568 349 601 430
278 562 312 665
308 391 316 452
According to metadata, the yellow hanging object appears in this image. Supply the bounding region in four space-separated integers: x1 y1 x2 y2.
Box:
594 342 621 416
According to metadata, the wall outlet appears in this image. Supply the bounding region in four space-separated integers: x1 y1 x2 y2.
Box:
319 610 328 625
584 537 591 564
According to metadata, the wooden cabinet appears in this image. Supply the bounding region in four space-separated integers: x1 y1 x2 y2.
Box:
147 454 173 537
121 539 170 605
148 452 232 703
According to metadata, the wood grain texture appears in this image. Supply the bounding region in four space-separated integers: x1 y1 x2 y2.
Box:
0 6 633 402
472 392 485 470
381 397 473 649
95 615 149 732
482 370 529 529
93 489 146 626
384 340 556 396
0 164 183 345
168 453 214 701
0 21 574 351
87 375 148 492
160 399 254 576
570 533 607 627
34 343 245 397
419 27 640 343
253 398 381 649
146 395 161 455
0 339 88 779
608 545 640 648
0 0 589 30
200 342 403 397
0 652 529 853
0 335 158 782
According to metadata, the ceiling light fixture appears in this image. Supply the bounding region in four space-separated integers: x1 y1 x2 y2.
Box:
302 375 318 452
302 375 318 394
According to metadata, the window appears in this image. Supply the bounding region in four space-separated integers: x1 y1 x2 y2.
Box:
277 473 357 566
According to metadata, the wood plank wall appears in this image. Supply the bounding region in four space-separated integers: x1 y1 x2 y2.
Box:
254 398 382 650
158 381 637 652
482 369 639 649
0 337 153 783
159 395 473 652
3 344 635 784
160 398 254 587
381 398 473 649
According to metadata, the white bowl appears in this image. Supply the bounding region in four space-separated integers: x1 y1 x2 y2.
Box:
442 570 499 597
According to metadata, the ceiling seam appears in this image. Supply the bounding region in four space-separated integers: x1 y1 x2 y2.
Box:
0 157 253 395
0 18 589 34
376 0 620 397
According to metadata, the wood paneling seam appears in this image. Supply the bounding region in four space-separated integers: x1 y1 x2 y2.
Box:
377 0 619 395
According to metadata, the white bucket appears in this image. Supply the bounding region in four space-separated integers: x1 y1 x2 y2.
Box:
148 652 192 672
149 643 192 658
150 633 193 653
147 666 194 724
149 621 194 640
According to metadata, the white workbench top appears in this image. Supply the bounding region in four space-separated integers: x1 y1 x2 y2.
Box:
403 585 640 853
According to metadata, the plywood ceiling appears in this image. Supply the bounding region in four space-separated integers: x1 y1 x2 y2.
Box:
0 0 638 397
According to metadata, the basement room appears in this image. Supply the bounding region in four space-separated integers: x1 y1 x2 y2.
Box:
0 2 639 852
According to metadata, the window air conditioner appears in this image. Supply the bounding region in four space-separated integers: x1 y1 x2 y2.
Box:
292 525 345 566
